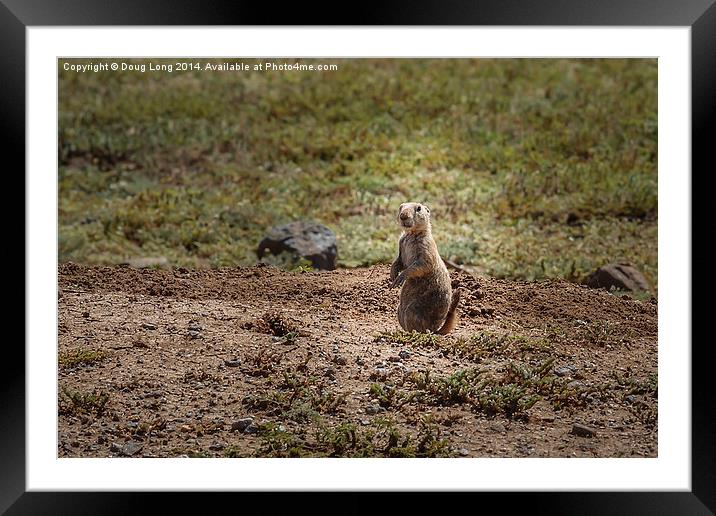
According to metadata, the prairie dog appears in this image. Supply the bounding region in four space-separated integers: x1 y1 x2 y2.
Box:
389 202 460 335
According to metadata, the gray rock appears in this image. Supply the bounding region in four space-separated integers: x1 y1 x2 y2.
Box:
334 355 348 366
209 442 225 451
571 423 597 437
224 359 241 368
142 322 157 330
457 448 470 457
244 424 259 434
257 221 337 270
231 418 254 433
111 441 143 456
624 394 638 404
584 263 651 292
373 367 389 381
554 364 577 377
366 405 381 415
398 350 411 360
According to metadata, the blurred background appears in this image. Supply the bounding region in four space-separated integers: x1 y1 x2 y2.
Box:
58 58 657 287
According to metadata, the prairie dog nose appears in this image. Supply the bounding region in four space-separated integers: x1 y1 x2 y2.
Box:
400 211 410 220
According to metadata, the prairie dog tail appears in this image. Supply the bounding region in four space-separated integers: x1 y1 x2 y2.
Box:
437 289 461 335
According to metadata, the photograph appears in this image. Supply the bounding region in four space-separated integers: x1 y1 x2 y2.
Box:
57 57 658 459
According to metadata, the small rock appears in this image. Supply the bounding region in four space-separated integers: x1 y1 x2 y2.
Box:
188 330 201 339
277 425 286 432
372 367 389 381
554 364 577 377
142 322 157 330
567 380 586 390
111 441 143 456
256 221 338 271
360 419 370 426
571 423 597 437
584 263 651 292
244 424 259 434
188 323 203 332
355 357 366 366
209 443 225 451
82 311 90 318
231 418 254 433
366 405 381 415
624 395 638 404
334 355 348 366
179 424 193 433
388 356 402 363
324 367 336 378
458 448 469 457
224 359 241 368
398 350 411 360
488 422 506 433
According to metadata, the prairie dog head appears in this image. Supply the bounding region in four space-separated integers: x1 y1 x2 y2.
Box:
398 202 432 233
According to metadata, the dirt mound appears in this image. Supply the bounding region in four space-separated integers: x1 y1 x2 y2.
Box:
58 263 657 458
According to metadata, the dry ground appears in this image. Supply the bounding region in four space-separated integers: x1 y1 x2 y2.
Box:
58 263 657 458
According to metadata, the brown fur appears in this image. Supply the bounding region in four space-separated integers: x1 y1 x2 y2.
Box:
389 202 460 335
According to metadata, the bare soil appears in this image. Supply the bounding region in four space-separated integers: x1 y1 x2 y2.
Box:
58 263 657 458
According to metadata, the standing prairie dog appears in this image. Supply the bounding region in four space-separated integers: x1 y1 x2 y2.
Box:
389 202 460 335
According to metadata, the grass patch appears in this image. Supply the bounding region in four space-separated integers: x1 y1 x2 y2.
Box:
253 416 450 458
59 58 657 287
59 348 108 368
375 330 553 362
59 387 110 416
374 330 442 348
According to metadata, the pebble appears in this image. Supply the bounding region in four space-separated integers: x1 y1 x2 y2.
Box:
554 364 577 377
231 418 254 433
366 405 381 415
355 357 366 366
571 423 597 437
111 441 143 456
373 368 389 381
360 419 370 426
209 443 225 451
244 424 259 434
458 448 469 456
224 359 241 368
334 355 348 366
188 330 201 339
142 322 157 330
398 350 411 360
624 395 638 404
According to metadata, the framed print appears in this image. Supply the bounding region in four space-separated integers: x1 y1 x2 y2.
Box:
6 0 712 514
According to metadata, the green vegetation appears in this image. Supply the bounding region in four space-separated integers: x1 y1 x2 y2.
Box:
375 329 553 362
59 348 108 368
59 387 110 416
59 58 657 285
253 416 450 458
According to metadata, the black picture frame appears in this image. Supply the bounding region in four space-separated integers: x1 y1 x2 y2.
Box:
5 1 711 514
